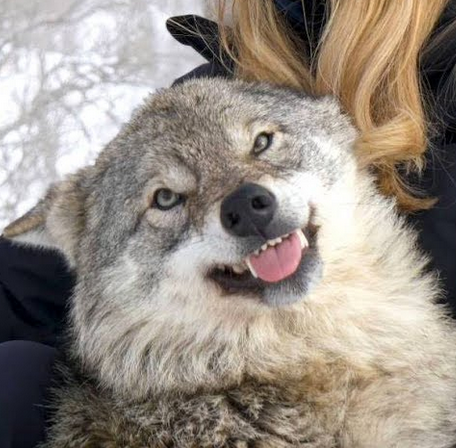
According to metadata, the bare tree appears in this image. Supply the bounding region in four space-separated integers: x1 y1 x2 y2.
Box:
0 0 206 226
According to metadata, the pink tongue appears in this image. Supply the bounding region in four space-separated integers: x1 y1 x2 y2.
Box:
248 232 304 283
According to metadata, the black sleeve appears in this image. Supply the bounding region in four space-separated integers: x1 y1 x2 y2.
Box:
166 15 233 72
0 340 57 447
0 238 74 346
166 15 232 87
408 143 456 314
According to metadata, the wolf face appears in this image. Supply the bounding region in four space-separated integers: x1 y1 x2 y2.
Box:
6 78 435 399
77 80 355 309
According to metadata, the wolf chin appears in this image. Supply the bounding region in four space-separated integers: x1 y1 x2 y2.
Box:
4 78 456 447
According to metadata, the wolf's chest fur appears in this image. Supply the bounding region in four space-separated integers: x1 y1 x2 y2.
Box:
44 356 446 448
44 360 366 448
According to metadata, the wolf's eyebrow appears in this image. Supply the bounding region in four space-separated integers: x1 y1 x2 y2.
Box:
244 120 288 135
164 164 196 191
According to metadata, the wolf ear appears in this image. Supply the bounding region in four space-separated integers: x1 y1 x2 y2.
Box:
2 170 90 266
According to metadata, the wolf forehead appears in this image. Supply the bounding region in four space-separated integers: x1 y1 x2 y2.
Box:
107 78 353 179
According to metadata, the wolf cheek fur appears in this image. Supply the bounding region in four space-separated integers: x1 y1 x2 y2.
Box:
4 78 456 447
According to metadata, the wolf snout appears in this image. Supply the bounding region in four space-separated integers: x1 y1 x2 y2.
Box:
220 183 277 237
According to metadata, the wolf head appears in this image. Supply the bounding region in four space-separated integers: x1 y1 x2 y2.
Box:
4 78 357 303
6 78 433 397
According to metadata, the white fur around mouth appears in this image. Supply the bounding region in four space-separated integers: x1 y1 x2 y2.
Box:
244 229 308 279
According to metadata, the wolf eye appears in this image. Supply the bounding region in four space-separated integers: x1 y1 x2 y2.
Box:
252 132 273 155
152 188 185 211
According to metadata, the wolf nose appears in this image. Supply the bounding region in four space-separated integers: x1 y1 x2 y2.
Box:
220 183 277 237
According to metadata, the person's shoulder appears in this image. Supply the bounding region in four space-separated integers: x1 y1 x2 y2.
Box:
421 1 456 138
408 141 456 312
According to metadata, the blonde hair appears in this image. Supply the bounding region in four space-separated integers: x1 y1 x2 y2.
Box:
218 0 450 211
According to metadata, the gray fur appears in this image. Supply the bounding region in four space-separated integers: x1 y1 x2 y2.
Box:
3 78 456 447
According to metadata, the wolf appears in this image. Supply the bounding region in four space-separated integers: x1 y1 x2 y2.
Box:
4 78 456 447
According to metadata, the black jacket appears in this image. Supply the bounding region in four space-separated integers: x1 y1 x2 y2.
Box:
0 1 455 346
